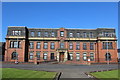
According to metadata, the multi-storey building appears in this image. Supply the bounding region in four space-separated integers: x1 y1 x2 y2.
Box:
4 26 118 64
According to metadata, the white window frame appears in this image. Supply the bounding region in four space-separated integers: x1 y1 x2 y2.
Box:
43 53 47 60
83 52 87 61
76 53 80 61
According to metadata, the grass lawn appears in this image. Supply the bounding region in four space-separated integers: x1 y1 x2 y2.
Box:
90 69 119 80
2 68 56 80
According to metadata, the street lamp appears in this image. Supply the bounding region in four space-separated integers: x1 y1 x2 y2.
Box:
15 32 19 64
94 43 97 63
106 40 109 65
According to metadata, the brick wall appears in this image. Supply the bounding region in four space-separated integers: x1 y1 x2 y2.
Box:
4 27 118 64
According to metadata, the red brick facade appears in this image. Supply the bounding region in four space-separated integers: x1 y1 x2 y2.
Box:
4 27 118 64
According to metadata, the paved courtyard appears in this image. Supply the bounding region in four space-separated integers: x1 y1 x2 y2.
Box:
1 63 118 79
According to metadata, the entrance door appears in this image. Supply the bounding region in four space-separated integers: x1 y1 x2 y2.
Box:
59 52 64 62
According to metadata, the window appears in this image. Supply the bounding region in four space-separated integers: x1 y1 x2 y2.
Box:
11 52 18 60
29 52 34 60
18 31 21 35
51 53 54 60
43 53 47 60
83 43 87 50
19 42 21 48
69 42 73 50
83 32 87 38
51 32 55 37
69 53 73 60
15 31 19 35
104 32 109 37
60 43 64 49
10 41 13 48
76 42 80 50
77 32 80 38
12 30 21 35
36 52 40 60
76 53 80 61
103 42 113 49
103 42 106 49
83 53 87 61
104 32 114 37
90 32 93 38
90 43 94 50
90 53 94 61
31 32 35 37
51 42 55 49
12 31 15 35
44 32 48 37
37 32 41 37
30 42 34 49
60 31 64 37
10 41 21 48
44 42 48 49
36 42 41 49
105 53 111 61
108 42 113 49
14 42 18 48
69 32 73 37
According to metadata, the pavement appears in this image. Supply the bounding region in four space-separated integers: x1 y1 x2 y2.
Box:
1 63 119 79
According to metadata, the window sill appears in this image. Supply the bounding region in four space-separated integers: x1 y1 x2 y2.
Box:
90 49 94 50
50 48 55 50
29 48 34 49
43 59 47 60
43 48 48 49
9 47 22 49
102 48 114 50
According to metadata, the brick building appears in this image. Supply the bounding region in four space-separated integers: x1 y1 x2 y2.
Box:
4 26 118 64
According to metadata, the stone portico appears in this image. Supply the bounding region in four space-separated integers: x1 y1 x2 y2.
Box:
56 49 68 62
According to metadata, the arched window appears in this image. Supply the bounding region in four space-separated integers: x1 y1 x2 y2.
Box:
11 52 18 60
105 53 111 61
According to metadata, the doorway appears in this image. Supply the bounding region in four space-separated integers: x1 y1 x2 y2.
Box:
59 52 64 62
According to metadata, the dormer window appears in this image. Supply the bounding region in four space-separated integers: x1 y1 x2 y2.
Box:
12 30 21 35
69 32 73 37
31 31 35 37
77 32 80 38
37 32 41 37
104 32 109 37
89 32 93 38
60 31 64 37
44 32 48 37
83 32 87 38
51 32 55 37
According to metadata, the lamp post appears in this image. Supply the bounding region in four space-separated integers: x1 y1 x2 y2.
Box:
106 40 109 65
15 32 19 64
94 42 97 63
